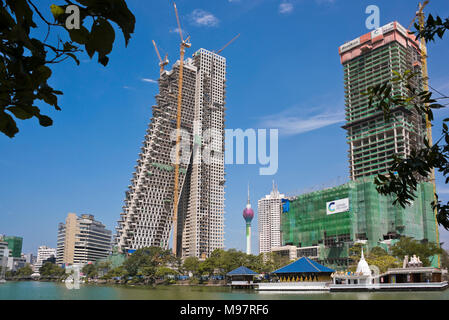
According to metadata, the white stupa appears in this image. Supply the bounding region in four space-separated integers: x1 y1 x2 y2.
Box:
356 249 371 276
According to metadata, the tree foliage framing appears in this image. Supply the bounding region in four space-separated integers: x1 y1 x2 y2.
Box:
0 0 135 137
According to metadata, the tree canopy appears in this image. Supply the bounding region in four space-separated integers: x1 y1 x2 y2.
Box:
39 261 65 277
366 12 449 229
82 263 97 279
390 236 443 266
349 244 401 273
15 264 33 276
0 0 135 138
95 247 292 284
122 247 175 283
349 237 442 272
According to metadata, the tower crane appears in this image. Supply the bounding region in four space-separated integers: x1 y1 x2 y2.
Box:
407 1 429 30
172 1 191 257
408 1 440 267
152 40 169 75
215 33 240 54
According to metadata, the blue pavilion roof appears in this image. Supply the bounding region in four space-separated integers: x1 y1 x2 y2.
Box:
272 257 335 274
227 266 259 276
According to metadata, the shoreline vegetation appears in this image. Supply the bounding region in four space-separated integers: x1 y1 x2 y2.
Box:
3 239 447 287
1 278 229 288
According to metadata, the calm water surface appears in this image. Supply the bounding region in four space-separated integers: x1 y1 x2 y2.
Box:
0 281 448 300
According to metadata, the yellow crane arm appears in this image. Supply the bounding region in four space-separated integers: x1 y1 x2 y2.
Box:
408 0 429 30
152 40 163 64
172 2 189 257
216 33 240 54
174 3 184 42
412 1 440 267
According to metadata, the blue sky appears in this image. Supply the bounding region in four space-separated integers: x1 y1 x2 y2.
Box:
1 0 449 255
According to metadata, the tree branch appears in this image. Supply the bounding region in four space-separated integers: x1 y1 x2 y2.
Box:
26 0 59 26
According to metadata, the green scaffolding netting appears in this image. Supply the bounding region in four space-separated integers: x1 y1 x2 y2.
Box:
281 177 438 269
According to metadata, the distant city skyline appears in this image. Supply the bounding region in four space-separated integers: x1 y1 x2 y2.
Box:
1 0 449 254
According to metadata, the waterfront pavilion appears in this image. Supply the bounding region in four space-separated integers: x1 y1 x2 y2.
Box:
272 257 335 282
227 266 259 287
379 255 443 284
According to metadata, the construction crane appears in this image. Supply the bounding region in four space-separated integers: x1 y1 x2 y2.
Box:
409 1 440 267
408 0 429 30
415 1 432 154
172 1 191 257
215 33 240 54
152 40 169 75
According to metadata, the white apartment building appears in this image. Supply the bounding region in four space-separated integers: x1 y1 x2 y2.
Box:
258 183 285 255
116 48 226 259
57 213 112 266
0 240 8 278
7 257 26 272
0 240 8 258
34 246 57 272
23 253 35 265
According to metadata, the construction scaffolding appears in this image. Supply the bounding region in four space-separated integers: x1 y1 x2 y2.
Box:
340 22 427 181
281 178 438 270
116 49 226 260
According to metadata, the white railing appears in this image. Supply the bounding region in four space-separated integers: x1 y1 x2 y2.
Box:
231 281 253 285
256 282 330 291
329 281 448 290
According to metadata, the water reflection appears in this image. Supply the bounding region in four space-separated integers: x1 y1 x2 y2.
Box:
0 282 448 300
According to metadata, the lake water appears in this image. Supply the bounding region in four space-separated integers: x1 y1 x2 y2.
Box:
0 281 449 300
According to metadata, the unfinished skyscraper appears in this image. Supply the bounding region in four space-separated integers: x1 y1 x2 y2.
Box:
116 48 226 259
339 22 427 180
281 178 438 269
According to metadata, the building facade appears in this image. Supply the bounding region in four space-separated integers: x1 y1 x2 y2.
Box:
6 257 26 272
279 22 439 271
3 236 23 258
281 178 438 270
34 246 57 272
23 253 35 265
57 213 112 266
0 240 8 277
258 183 285 255
339 21 427 180
116 48 226 259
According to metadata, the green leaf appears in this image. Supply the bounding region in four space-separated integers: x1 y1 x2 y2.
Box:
6 106 35 120
392 70 401 78
41 92 58 107
66 53 80 65
38 115 53 127
98 55 109 66
69 26 90 45
0 111 19 138
89 18 115 56
85 41 95 58
33 66 52 84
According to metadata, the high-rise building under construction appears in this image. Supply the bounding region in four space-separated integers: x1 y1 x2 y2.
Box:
116 48 226 259
279 21 439 270
339 21 427 180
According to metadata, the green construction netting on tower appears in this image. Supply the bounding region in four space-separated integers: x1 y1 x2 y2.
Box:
281 177 438 269
4 236 23 258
